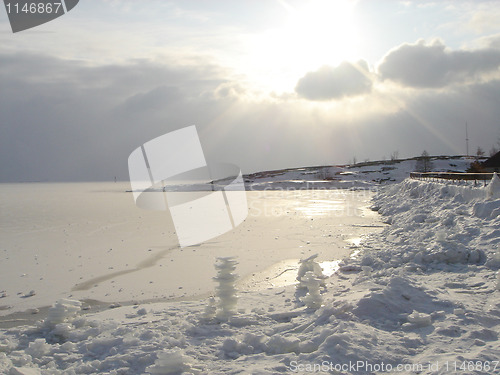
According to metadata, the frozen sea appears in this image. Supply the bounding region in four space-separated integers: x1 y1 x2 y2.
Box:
0 182 382 321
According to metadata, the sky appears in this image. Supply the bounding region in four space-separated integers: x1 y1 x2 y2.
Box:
1 0 500 182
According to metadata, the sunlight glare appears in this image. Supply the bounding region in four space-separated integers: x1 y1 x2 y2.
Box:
250 0 360 92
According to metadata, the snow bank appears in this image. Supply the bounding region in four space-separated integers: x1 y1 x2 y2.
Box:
370 177 500 267
487 172 500 199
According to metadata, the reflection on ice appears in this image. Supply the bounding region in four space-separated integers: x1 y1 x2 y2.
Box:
346 237 362 247
318 260 342 277
294 199 345 216
238 258 342 290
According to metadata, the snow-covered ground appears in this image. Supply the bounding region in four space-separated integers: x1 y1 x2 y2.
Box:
245 155 472 190
1 157 499 374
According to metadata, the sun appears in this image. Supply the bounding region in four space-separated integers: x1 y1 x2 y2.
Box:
285 0 359 64
249 0 361 92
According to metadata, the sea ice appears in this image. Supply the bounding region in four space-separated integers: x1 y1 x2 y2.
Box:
146 349 198 374
42 299 82 327
299 271 323 309
213 257 239 320
407 310 432 327
296 254 326 288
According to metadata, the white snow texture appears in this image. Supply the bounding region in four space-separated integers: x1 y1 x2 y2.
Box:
1 169 499 374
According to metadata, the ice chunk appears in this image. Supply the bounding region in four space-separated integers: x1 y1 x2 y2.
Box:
213 257 238 320
407 310 432 327
265 335 300 354
43 299 81 328
299 271 323 309
25 339 50 358
201 296 217 321
297 254 325 288
146 349 198 374
220 337 254 357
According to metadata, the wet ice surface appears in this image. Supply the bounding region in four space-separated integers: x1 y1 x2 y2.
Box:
0 184 381 319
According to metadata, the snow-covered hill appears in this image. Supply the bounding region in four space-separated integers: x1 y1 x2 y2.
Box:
245 155 473 190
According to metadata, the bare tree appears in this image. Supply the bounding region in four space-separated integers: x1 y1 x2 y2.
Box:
476 147 485 160
390 151 399 161
415 150 434 172
489 146 499 157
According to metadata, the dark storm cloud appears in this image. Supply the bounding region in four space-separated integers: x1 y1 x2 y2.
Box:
0 52 233 182
378 39 500 88
295 60 372 100
0 52 337 182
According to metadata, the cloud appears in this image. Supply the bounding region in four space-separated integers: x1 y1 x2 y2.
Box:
0 52 233 182
122 86 183 112
295 61 372 101
480 33 500 50
467 8 500 34
378 39 500 88
1 50 499 182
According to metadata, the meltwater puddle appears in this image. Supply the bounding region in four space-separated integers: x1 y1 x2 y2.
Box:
238 236 364 291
